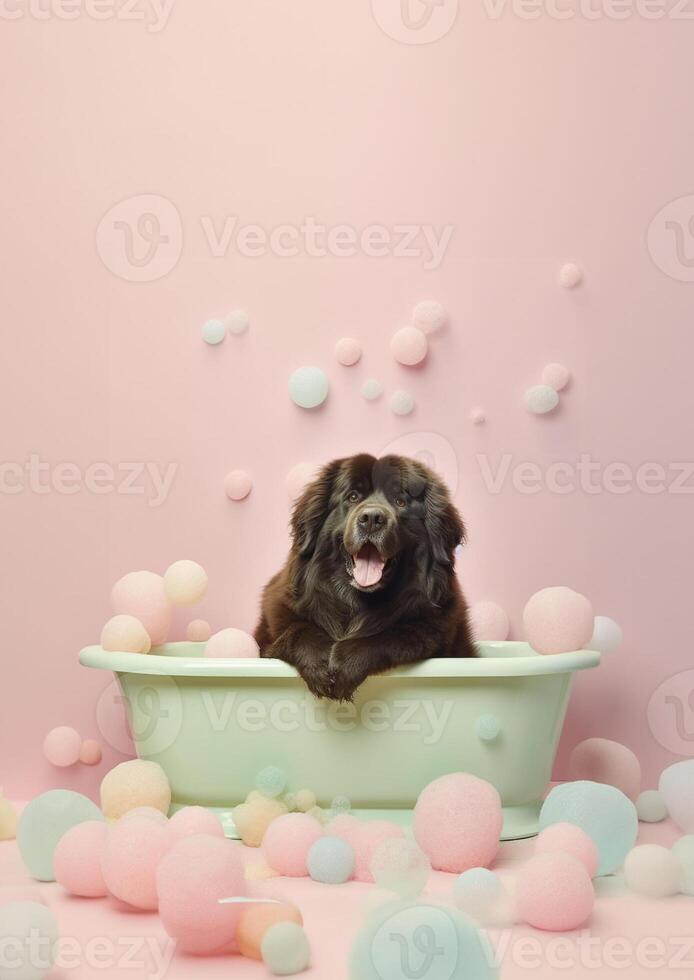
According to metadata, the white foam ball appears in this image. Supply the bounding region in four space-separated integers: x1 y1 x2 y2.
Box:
624 845 682 898
558 263 583 288
659 760 694 832
205 627 260 659
589 616 623 655
163 560 208 606
453 868 511 926
390 391 415 416
672 836 694 895
224 309 249 335
542 363 571 391
261 921 311 976
288 366 329 409
525 384 559 415
361 379 383 401
636 790 668 823
412 300 447 335
0 901 59 980
469 601 509 642
201 319 225 345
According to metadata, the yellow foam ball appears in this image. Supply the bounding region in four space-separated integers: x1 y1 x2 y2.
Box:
295 790 316 813
100 760 171 820
0 795 18 841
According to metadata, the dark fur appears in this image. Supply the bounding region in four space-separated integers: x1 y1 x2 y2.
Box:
255 453 476 700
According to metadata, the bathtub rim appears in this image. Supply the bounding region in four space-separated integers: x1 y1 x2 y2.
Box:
79 640 600 678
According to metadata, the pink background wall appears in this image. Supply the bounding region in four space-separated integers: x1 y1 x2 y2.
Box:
1 0 692 799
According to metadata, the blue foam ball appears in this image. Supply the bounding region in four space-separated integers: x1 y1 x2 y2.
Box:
255 766 287 799
288 366 329 409
307 836 355 884
349 901 497 980
17 790 104 881
539 780 638 876
201 318 226 345
453 868 503 923
476 714 500 742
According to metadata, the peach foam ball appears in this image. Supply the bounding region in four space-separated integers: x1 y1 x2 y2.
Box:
224 469 252 500
101 816 168 909
110 571 172 646
163 560 208 606
187 619 211 642
237 902 303 960
262 813 324 877
100 614 151 654
413 773 502 873
542 362 570 391
43 726 82 767
100 759 171 820
558 262 582 288
412 300 447 335
391 326 428 366
517 852 594 931
79 740 102 766
535 822 599 878
54 821 108 897
568 738 641 802
205 627 260 659
233 797 288 847
469 600 510 642
335 337 362 366
166 806 224 847
157 835 246 954
523 586 594 655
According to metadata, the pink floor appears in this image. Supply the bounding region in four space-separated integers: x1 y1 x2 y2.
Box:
1 817 691 980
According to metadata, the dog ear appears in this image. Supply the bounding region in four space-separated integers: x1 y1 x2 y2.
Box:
291 459 342 558
419 470 465 603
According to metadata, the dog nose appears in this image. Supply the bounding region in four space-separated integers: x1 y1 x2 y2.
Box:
357 507 387 534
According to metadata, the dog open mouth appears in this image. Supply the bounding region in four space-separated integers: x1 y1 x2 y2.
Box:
350 542 386 588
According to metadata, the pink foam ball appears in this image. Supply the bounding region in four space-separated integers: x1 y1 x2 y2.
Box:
542 362 571 392
101 816 169 909
224 469 252 501
335 337 362 366
186 619 212 642
558 263 583 288
166 807 224 848
157 835 246 954
535 822 599 878
516 853 594 931
262 814 324 877
413 774 502 873
54 821 109 897
110 571 172 647
79 740 102 766
352 821 405 883
100 614 151 654
205 628 260 659
43 726 82 768
163 560 208 606
121 806 168 824
391 326 428 366
523 586 594 655
286 463 318 501
412 300 447 335
469 601 510 642
568 738 641 802
470 408 486 425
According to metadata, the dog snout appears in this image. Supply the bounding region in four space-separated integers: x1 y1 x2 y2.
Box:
357 506 389 535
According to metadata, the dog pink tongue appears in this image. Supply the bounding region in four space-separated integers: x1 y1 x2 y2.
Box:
353 544 385 587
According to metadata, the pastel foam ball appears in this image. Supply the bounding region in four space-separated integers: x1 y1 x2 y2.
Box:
352 822 406 883
413 773 502 873
163 560 208 606
568 738 641 801
42 726 81 768
452 868 506 926
539 781 638 875
294 790 316 813
17 790 104 882
0 901 59 980
101 815 168 909
121 806 168 824
624 844 682 898
331 795 351 815
202 318 225 344
659 760 694 831
391 326 428 366
390 390 415 416
558 262 583 288
525 384 559 415
361 378 383 401
100 614 151 654
469 600 509 642
523 586 594 655
335 337 361 366
369 838 430 898
261 921 311 976
166 806 224 847
100 759 171 820
672 835 694 895
186 618 211 642
110 570 172 646
470 407 486 425
476 714 501 742
79 739 102 766
156 835 246 954
256 766 287 798
224 469 252 500
224 309 250 335
288 366 329 409
233 798 287 847
205 627 260 659
542 362 571 391
53 821 108 897
637 790 667 823
535 822 599 877
412 300 447 335
237 902 303 960
0 795 18 841
286 462 317 501
307 836 355 884
517 853 594 931
262 813 324 877
589 615 623 655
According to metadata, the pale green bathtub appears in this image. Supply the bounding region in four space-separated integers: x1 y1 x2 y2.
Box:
79 641 599 840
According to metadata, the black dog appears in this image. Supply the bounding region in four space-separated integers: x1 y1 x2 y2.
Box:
254 453 475 700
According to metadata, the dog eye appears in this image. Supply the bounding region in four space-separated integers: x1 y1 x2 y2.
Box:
395 495 407 508
347 491 360 503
